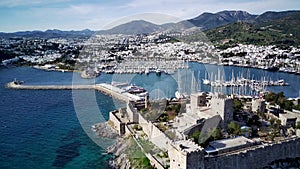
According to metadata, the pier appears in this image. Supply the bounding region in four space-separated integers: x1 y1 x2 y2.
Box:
6 82 142 102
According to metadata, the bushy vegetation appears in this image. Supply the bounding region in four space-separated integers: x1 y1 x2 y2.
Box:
233 99 243 114
265 92 295 111
190 127 223 147
205 12 300 48
294 100 300 111
211 127 223 140
266 118 282 141
133 124 142 131
227 121 241 136
296 121 300 129
126 138 154 169
190 131 201 143
141 100 184 122
0 50 18 61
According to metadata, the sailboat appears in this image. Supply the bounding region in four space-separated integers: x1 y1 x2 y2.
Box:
202 71 210 85
175 70 184 99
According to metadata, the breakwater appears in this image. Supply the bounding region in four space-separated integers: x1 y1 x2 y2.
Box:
6 82 95 90
6 82 141 102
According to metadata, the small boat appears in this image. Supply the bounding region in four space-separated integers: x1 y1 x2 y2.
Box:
145 68 150 75
13 78 24 85
156 69 161 76
202 79 210 85
175 91 184 99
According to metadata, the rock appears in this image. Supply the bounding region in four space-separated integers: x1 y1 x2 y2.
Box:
116 153 131 169
107 137 132 169
91 122 119 139
107 137 130 156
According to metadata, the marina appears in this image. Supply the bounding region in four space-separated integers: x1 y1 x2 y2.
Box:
1 63 300 169
201 68 289 93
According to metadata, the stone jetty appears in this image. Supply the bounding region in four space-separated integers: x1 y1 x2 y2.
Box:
6 82 141 102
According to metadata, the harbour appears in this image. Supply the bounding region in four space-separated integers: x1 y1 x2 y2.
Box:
1 63 299 169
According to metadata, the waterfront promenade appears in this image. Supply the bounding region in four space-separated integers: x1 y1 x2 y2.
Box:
6 82 141 102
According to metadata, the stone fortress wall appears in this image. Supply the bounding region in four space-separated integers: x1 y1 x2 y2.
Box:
180 137 300 169
110 98 300 169
138 111 171 151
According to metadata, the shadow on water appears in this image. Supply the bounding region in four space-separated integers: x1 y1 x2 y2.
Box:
52 141 83 168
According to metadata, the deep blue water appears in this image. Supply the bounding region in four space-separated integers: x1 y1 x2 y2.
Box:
0 63 299 168
0 67 124 169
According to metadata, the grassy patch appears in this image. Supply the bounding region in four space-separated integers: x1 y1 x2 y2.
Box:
126 138 154 169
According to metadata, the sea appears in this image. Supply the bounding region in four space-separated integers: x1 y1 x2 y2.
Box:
0 62 299 169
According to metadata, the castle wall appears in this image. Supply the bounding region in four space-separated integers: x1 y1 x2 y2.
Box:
203 137 300 169
252 99 266 113
127 101 139 123
168 145 188 169
183 122 205 136
145 153 165 169
109 110 125 135
138 113 171 151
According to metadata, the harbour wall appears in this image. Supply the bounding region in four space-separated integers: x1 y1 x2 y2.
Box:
6 82 95 90
7 82 139 102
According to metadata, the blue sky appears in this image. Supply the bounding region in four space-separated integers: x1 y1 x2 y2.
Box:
0 0 299 32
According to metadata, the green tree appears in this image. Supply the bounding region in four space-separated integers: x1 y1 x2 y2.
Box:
294 102 300 111
211 128 223 140
265 92 293 110
227 121 241 136
190 131 200 143
296 121 300 129
233 99 243 114
265 92 276 104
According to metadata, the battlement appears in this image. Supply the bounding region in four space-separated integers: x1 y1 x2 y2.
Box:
172 140 203 154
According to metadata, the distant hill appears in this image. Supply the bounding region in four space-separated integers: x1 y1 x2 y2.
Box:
97 20 162 35
1 9 300 45
97 20 193 35
187 10 257 30
255 10 300 23
0 29 94 38
205 11 300 47
90 10 300 35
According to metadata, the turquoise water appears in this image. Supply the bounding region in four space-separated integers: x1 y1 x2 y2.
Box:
0 63 299 168
0 67 123 169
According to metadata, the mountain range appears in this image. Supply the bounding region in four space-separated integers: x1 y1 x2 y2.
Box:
206 11 300 47
0 10 299 46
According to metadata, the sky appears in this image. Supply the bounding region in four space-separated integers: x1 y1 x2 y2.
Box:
0 0 299 32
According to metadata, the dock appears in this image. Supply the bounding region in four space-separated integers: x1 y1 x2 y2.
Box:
6 82 142 102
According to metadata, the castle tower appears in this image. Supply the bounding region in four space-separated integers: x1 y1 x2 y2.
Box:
210 94 234 128
190 93 207 114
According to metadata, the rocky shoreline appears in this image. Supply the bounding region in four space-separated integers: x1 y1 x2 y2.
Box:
91 122 131 169
92 122 119 139
107 138 131 169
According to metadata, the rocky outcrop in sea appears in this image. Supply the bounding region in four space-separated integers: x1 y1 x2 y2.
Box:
91 122 131 169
